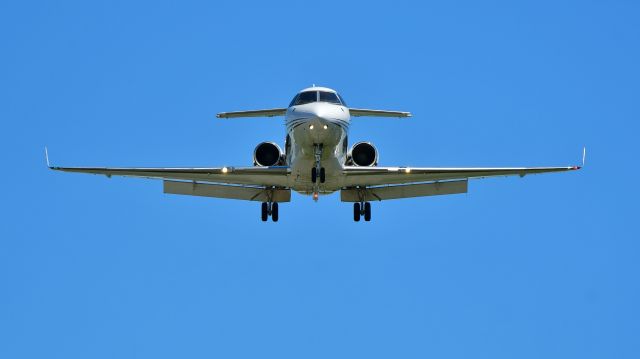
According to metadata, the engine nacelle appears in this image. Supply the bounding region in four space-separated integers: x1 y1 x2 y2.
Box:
253 142 284 166
347 141 378 166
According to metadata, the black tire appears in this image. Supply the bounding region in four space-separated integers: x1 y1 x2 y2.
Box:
364 202 371 222
320 167 326 183
353 202 361 222
271 202 279 222
311 167 317 183
261 202 268 221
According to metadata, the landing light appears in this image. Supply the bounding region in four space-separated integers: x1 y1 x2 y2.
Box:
323 125 328 130
222 167 228 174
404 168 411 173
309 125 314 130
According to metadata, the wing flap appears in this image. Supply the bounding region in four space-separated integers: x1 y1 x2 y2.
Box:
164 181 291 202
341 180 467 202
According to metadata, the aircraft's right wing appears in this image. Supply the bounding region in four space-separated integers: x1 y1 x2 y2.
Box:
50 165 290 186
49 163 292 201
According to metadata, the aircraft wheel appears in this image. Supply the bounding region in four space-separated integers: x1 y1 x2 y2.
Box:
261 202 268 221
320 167 326 183
364 202 371 222
353 202 361 222
271 202 279 222
311 167 317 183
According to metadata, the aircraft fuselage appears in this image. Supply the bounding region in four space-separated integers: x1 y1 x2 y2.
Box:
285 100 350 195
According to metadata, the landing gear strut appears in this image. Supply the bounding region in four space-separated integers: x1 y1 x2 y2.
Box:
353 201 372 222
261 201 279 222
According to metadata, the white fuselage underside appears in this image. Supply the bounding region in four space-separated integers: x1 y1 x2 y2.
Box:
285 101 350 195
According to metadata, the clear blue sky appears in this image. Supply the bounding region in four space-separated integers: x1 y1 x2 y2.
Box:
1 1 639 358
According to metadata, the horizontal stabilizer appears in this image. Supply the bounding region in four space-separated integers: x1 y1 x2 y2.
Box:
349 108 412 118
216 108 411 118
341 180 467 202
164 181 291 202
216 108 287 118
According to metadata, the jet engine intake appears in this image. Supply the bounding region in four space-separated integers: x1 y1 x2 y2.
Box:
253 142 284 166
348 142 378 166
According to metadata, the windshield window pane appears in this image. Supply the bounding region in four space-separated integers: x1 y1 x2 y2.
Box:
337 94 347 106
289 95 299 107
294 91 317 105
319 91 341 104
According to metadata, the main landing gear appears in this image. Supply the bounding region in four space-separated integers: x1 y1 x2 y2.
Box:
353 202 372 222
261 201 279 222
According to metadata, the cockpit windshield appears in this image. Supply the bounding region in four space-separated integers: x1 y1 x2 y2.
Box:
319 91 341 105
289 90 346 107
337 94 347 106
292 91 317 106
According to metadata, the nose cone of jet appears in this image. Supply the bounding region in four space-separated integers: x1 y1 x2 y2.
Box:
301 102 344 122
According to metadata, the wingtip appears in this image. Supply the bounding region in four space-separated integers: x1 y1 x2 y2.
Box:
44 146 51 168
568 147 586 171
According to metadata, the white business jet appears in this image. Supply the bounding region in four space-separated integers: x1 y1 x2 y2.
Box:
48 86 583 222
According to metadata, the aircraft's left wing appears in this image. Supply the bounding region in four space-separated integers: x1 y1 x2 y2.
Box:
340 164 581 201
342 165 581 187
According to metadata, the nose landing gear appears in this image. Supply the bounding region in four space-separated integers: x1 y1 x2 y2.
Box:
311 144 325 184
311 143 325 202
311 167 326 184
